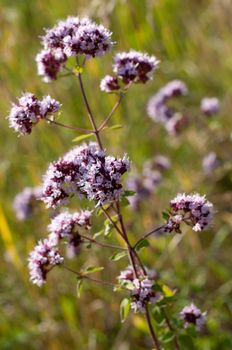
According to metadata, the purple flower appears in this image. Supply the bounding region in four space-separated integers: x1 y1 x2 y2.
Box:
113 50 159 84
118 266 158 284
28 239 63 287
41 142 130 208
202 152 219 175
63 21 113 59
36 48 67 82
7 92 61 135
180 303 206 330
201 97 220 116
48 210 92 246
168 193 214 232
13 186 42 221
150 155 171 172
130 277 160 313
165 113 188 136
40 16 113 62
42 16 90 50
100 75 120 93
8 93 41 135
147 80 187 125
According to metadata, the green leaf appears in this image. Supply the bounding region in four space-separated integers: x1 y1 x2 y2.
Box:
179 334 194 349
152 307 166 325
120 298 131 323
106 124 123 131
104 222 113 237
135 239 150 252
110 251 127 261
84 266 104 274
76 279 83 298
93 230 104 239
73 133 94 142
161 330 175 343
120 196 130 207
122 190 136 197
162 211 170 220
162 284 175 297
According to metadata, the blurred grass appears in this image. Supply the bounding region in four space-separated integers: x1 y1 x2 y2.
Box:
1 0 232 349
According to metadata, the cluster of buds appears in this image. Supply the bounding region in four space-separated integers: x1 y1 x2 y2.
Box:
28 239 63 287
201 97 220 117
147 80 188 136
127 154 170 209
180 303 206 331
165 193 213 233
41 142 130 208
100 50 159 93
13 186 42 220
36 16 113 82
7 93 60 135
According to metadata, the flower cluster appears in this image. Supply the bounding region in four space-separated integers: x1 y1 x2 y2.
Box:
127 154 170 209
130 277 160 313
7 93 60 135
100 50 159 92
166 193 213 232
48 210 92 246
180 303 206 331
13 186 42 220
37 16 113 82
36 48 67 83
41 142 130 208
201 97 220 116
28 239 63 287
147 80 188 135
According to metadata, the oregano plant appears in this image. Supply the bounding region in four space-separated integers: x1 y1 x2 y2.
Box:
8 15 214 349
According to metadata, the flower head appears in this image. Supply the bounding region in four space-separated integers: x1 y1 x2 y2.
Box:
180 303 206 330
13 186 42 221
63 21 113 58
41 142 130 208
28 239 63 287
48 210 92 246
168 193 214 232
202 152 219 175
7 92 61 135
36 48 67 82
130 277 160 313
147 80 188 125
201 97 220 116
100 75 120 93
113 50 159 84
38 16 113 74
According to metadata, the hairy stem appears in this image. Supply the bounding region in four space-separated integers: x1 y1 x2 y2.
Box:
145 305 161 350
79 233 127 251
45 117 93 134
63 265 118 288
98 93 123 131
76 57 103 150
133 225 166 249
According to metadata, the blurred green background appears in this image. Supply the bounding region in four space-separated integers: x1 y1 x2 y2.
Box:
1 0 232 349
